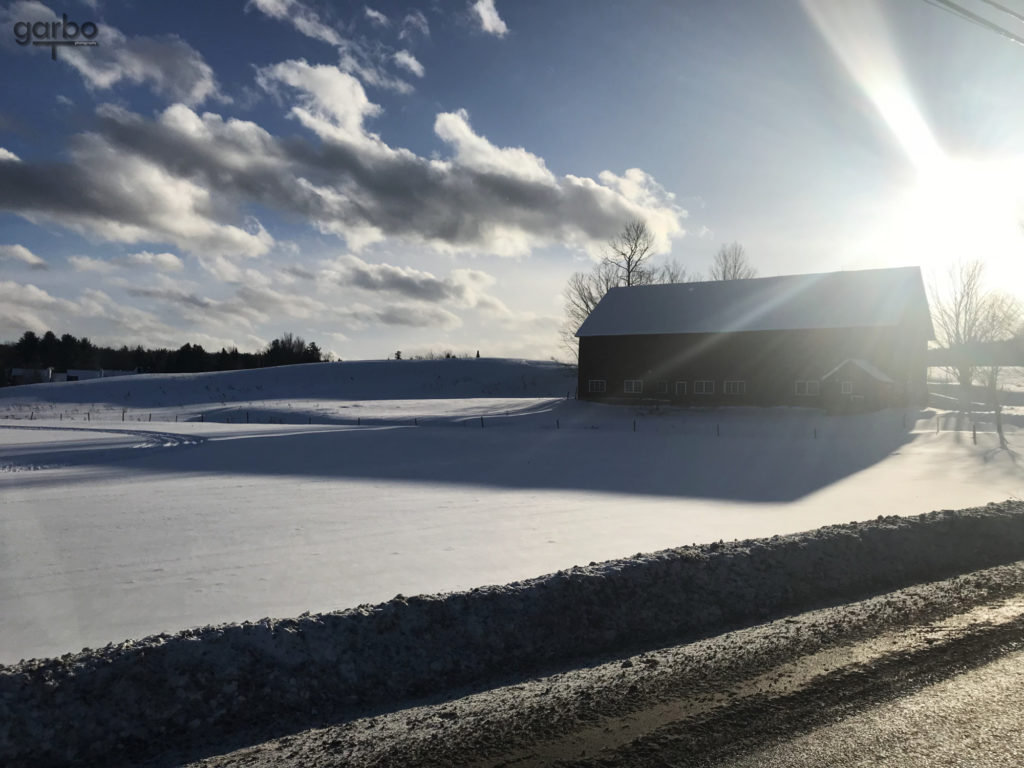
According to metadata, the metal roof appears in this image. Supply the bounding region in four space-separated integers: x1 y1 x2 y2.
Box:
575 266 934 338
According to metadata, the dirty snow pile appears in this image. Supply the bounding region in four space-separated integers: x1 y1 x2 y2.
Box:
3 501 1024 768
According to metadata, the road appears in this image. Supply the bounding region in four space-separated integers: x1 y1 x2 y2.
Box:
184 563 1024 768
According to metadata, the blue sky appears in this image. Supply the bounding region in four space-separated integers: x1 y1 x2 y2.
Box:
2 0 1023 360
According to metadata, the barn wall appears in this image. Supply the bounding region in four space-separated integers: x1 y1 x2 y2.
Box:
578 326 927 407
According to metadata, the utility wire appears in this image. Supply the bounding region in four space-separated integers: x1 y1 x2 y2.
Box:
975 0 1024 25
922 0 1024 46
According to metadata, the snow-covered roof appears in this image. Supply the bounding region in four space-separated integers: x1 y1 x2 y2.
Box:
821 358 895 384
576 267 934 338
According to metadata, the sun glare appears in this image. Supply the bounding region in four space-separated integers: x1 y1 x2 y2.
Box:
803 0 1024 291
894 156 1024 287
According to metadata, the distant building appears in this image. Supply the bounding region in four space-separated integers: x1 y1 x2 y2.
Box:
9 367 55 385
5 368 138 385
575 266 933 411
65 369 138 382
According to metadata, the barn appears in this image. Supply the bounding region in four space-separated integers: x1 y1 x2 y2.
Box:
575 266 934 410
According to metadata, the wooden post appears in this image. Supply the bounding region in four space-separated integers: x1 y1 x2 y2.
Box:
414 417 418 426
973 424 977 445
246 411 249 424
201 413 204 423
480 415 484 428
122 410 125 421
357 416 361 426
556 419 560 430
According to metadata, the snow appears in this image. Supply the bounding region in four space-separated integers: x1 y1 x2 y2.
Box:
1 360 1022 664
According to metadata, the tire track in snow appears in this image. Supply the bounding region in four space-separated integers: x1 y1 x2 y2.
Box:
0 424 206 472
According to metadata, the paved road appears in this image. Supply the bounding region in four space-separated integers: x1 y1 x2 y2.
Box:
186 565 1024 768
719 648 1024 768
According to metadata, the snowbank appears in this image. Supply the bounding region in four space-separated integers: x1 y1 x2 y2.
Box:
4 501 1024 767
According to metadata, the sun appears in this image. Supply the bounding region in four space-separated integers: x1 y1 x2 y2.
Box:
894 156 1024 289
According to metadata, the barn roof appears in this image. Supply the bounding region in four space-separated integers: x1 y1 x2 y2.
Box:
575 266 934 338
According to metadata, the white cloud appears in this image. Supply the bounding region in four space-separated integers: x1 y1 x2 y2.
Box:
364 6 389 27
248 0 414 93
116 250 184 271
0 65 685 265
399 10 430 40
0 148 21 162
0 243 46 268
434 109 555 185
472 0 508 37
69 255 114 272
2 2 224 106
246 0 343 46
393 50 425 78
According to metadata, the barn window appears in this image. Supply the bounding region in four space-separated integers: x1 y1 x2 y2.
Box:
624 379 643 394
588 379 607 393
694 380 714 395
841 381 853 395
724 380 746 395
795 380 820 396
674 381 687 395
656 381 669 394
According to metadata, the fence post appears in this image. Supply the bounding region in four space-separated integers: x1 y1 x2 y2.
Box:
973 424 977 445
480 415 484 428
122 409 125 422
556 419 560 430
201 413 204 423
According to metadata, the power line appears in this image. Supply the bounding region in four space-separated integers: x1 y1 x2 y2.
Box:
975 0 1024 25
922 0 1024 47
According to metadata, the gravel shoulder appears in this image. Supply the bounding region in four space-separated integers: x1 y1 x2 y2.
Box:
185 560 1024 768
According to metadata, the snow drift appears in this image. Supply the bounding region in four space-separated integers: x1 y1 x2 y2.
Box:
4 501 1024 768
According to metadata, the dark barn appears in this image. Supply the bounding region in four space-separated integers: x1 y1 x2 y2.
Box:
575 267 934 410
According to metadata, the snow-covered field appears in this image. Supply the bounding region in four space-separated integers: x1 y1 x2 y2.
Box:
1 360 1022 664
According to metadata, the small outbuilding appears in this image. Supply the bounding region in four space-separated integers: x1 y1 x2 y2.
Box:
575 266 933 410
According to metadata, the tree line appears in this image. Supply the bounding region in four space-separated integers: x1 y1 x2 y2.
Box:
1 330 327 383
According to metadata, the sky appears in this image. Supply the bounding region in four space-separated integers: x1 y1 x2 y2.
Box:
1 0 1024 361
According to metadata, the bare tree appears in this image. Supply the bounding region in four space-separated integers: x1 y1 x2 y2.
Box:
560 220 701 359
604 219 656 287
560 260 620 358
932 260 1021 447
709 242 757 281
932 261 1020 391
655 258 699 284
